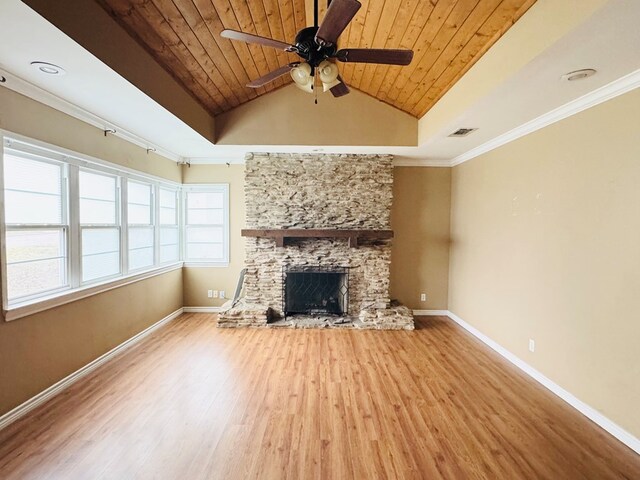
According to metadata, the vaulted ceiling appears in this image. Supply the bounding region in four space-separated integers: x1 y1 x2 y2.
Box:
96 0 535 118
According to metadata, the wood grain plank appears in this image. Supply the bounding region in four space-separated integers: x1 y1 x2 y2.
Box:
376 0 452 107
3 315 638 478
367 0 422 98
150 0 244 106
98 0 225 114
210 0 270 96
292 0 307 32
383 0 470 105
412 0 536 117
172 0 256 103
131 0 235 110
261 0 298 86
357 0 404 93
191 0 267 97
245 0 287 88
278 0 298 47
350 0 386 89
399 0 502 113
338 0 368 85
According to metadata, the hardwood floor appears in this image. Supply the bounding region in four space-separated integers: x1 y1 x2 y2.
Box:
0 314 638 479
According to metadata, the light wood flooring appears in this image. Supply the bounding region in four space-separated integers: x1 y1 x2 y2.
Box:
0 314 638 479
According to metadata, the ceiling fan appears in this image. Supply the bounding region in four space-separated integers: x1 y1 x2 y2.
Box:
220 0 413 98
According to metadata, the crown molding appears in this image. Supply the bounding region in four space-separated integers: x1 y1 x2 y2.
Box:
0 68 184 163
451 68 640 167
393 158 451 167
4 63 640 170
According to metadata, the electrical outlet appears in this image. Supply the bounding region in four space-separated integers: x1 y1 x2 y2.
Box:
212 290 218 298
219 291 225 299
420 293 427 302
207 290 213 298
529 339 535 352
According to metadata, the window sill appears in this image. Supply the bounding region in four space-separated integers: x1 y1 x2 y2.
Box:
3 263 183 322
183 262 230 268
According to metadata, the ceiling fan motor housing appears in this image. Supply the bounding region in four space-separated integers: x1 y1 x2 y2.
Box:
294 27 337 67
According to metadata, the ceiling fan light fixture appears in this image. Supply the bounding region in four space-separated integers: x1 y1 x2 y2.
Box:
290 62 311 83
290 62 314 93
294 80 314 93
318 61 339 82
322 78 341 92
317 60 340 92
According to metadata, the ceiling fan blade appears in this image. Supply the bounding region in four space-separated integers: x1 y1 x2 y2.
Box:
315 0 361 46
221 29 295 52
335 48 414 65
246 63 299 88
330 76 350 97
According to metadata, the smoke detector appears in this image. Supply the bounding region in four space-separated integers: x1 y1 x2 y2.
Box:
448 128 477 138
560 69 596 82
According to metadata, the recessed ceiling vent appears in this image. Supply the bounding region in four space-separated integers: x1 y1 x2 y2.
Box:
448 128 477 137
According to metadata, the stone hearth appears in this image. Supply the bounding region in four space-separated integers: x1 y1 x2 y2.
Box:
219 153 414 330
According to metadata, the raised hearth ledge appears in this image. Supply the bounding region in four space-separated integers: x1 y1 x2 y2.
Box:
241 229 393 248
219 299 414 330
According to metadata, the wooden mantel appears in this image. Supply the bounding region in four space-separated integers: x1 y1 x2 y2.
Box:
241 229 393 248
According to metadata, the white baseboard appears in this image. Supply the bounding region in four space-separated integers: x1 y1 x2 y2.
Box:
413 309 449 316
0 307 184 432
182 306 222 313
445 310 640 455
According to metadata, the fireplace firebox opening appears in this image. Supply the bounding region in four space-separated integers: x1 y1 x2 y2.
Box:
283 266 349 317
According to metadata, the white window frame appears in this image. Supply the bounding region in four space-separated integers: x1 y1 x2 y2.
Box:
158 186 180 265
78 168 122 285
126 178 155 273
182 184 229 267
1 151 70 302
0 132 183 321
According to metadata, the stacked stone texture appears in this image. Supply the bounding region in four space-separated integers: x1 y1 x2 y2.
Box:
219 152 413 330
245 153 393 229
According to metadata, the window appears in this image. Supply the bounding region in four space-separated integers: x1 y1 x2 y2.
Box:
159 187 179 263
127 180 154 271
1 135 223 318
1 136 186 319
3 152 68 302
79 170 120 282
184 186 229 264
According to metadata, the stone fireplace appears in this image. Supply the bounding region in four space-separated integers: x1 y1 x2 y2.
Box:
219 153 414 330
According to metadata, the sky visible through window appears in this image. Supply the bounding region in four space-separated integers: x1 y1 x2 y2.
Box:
2 142 227 306
4 154 66 300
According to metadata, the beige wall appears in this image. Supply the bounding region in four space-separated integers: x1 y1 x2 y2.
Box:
448 88 640 437
216 84 417 146
182 164 246 307
0 270 183 415
0 87 184 416
181 163 451 310
391 167 451 310
0 88 182 183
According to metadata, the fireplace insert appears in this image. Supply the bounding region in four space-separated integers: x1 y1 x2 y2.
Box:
282 266 349 317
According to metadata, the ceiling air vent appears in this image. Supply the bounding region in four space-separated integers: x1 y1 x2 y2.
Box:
449 128 477 137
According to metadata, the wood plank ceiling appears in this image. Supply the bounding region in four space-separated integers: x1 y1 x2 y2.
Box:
97 0 536 118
